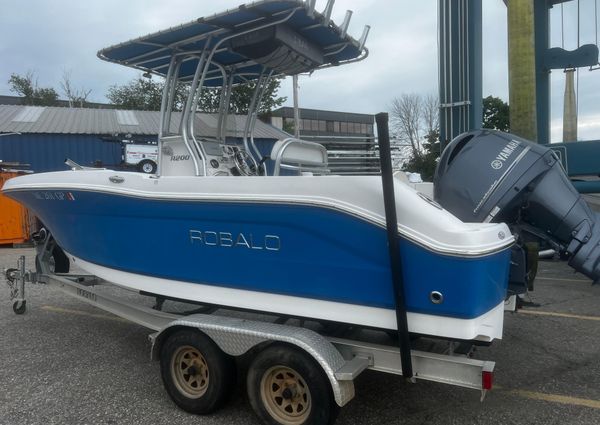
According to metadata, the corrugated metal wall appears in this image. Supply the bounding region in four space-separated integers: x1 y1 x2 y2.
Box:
0 134 123 173
0 134 279 174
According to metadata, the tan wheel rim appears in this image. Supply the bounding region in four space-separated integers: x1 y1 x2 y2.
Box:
260 366 311 424
171 345 209 398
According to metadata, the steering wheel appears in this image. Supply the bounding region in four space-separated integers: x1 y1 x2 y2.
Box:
233 149 259 176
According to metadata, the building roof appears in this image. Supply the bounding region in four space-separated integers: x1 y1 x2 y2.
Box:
0 95 115 109
271 106 374 123
0 104 289 140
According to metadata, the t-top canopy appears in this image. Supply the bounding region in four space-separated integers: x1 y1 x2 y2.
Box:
97 0 368 87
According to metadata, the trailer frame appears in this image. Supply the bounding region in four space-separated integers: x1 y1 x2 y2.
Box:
4 235 495 422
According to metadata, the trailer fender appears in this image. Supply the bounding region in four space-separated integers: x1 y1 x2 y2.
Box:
150 314 355 406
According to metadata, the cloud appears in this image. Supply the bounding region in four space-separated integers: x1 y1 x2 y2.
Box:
1 0 439 112
1 0 599 142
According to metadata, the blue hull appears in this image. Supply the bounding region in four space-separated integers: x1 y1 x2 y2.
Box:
11 189 510 320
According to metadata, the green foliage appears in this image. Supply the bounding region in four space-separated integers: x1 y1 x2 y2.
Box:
282 119 295 135
389 93 440 180
196 78 286 114
8 72 59 106
397 95 509 181
237 79 287 114
107 76 286 114
482 95 509 131
107 78 175 111
401 130 441 181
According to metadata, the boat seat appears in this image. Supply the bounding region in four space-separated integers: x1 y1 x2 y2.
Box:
270 138 329 176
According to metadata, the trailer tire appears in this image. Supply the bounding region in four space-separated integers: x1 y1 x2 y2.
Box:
160 330 235 415
12 300 26 315
138 159 157 174
247 344 339 425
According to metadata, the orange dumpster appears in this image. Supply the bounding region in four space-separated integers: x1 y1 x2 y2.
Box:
0 171 31 245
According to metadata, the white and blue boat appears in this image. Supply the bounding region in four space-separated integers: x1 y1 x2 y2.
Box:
1 0 513 343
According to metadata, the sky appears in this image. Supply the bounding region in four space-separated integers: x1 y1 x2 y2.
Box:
1 0 599 142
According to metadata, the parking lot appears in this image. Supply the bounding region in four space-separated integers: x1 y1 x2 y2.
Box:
1 247 600 425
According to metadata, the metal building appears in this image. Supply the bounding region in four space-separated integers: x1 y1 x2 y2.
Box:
270 107 379 175
0 105 288 173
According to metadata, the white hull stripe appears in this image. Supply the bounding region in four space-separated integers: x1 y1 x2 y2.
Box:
70 254 504 342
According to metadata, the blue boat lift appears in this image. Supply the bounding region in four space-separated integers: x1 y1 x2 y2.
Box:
438 0 600 193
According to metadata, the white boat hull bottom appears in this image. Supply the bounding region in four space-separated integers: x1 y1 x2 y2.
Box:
70 254 504 342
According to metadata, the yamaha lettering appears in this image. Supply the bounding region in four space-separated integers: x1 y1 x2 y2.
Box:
189 230 281 251
490 140 520 170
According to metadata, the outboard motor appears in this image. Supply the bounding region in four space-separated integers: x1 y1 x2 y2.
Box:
434 129 600 293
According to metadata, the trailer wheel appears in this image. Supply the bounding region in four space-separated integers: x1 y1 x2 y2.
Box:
160 330 235 415
247 344 339 425
138 159 157 174
12 300 26 315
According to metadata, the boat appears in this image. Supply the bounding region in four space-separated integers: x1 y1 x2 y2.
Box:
1 0 514 343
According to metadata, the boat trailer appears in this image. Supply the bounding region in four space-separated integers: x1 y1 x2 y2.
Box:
4 234 495 424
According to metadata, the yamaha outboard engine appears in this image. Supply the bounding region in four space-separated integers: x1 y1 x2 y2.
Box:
434 129 600 294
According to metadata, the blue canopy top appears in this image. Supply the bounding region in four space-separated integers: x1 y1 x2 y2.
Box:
97 0 367 87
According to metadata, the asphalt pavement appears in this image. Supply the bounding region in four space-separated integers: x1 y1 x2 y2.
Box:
1 247 600 425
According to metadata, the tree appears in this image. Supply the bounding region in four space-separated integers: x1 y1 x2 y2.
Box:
231 79 286 115
390 93 439 159
282 119 295 134
107 75 286 114
389 93 440 180
181 78 286 114
60 70 92 108
388 94 509 180
107 77 169 111
482 95 509 131
8 72 59 106
401 138 440 181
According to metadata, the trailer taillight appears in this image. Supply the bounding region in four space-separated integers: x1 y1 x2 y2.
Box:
482 370 493 390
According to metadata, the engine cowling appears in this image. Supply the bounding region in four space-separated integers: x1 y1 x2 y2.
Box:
434 129 600 289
